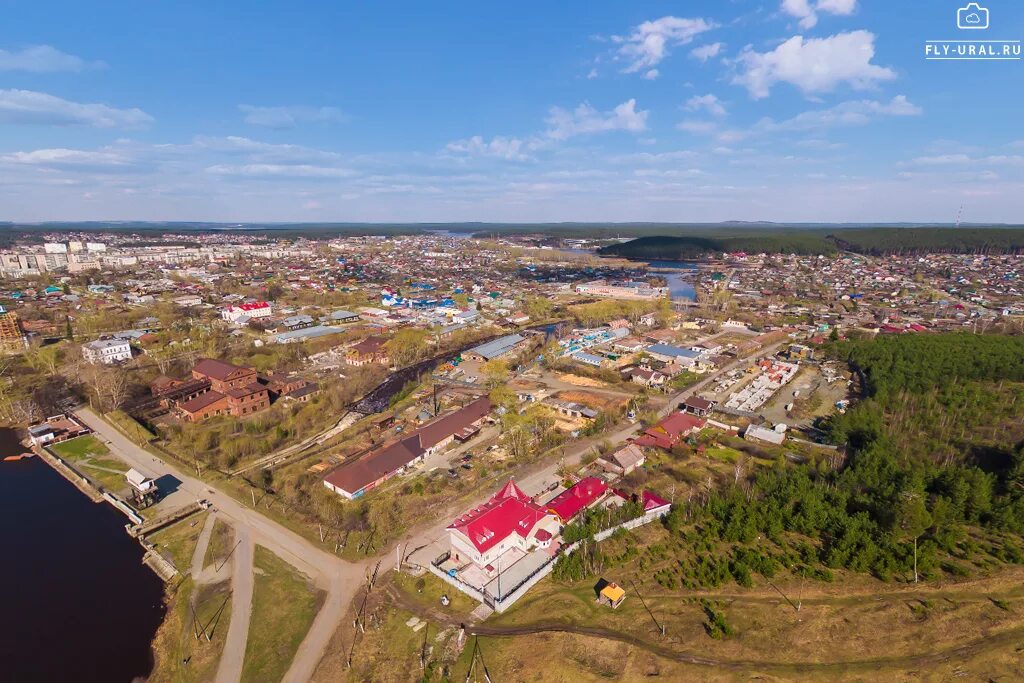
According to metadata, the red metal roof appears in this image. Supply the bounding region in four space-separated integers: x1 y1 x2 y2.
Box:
547 476 608 522
236 301 270 311
642 490 670 512
447 479 552 554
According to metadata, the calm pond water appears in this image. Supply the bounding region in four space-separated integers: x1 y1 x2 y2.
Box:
646 260 698 301
0 428 166 682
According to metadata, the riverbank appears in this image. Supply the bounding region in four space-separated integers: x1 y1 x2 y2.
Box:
0 428 167 682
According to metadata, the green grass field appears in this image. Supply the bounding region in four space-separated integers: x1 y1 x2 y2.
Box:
242 546 324 683
50 433 109 459
50 434 130 492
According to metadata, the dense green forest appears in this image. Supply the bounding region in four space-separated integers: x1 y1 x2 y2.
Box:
598 227 1024 260
829 228 1024 255
596 233 836 259
558 334 1024 589
710 334 1024 582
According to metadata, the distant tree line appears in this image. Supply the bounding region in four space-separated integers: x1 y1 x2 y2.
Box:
597 227 1024 260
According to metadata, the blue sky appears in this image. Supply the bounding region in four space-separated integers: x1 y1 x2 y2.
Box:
0 0 1022 223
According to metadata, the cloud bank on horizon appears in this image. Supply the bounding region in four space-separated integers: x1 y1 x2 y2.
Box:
0 0 1020 223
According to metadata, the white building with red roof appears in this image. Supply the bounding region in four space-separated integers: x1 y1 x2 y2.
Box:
220 301 272 323
446 479 560 571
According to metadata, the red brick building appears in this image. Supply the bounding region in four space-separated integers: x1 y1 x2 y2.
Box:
345 336 390 366
175 358 270 421
192 358 259 392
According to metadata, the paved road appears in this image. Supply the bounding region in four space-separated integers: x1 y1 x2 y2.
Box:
75 407 369 683
215 527 253 683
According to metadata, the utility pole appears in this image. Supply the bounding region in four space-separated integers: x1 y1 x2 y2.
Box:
629 580 665 637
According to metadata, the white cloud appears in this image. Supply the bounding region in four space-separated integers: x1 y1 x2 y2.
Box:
690 42 724 63
613 16 716 74
238 104 346 129
642 69 660 80
781 0 818 29
817 0 858 15
760 95 921 131
205 163 355 179
445 135 532 161
0 89 152 127
781 0 858 29
192 135 341 163
0 148 132 169
545 99 648 140
910 154 1024 166
676 120 719 135
0 45 103 72
675 96 918 145
686 94 727 117
733 31 895 98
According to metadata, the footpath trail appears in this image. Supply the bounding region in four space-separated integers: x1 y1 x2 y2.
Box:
190 511 218 578
214 527 253 683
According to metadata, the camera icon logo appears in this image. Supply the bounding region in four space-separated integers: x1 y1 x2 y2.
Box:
957 3 990 30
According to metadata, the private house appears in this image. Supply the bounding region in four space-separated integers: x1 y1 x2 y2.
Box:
546 477 609 523
595 443 646 475
220 301 272 323
633 412 706 451
545 399 599 421
463 334 526 363
323 397 492 499
446 479 561 571
81 338 132 364
346 335 390 366
680 396 716 417
627 367 666 388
